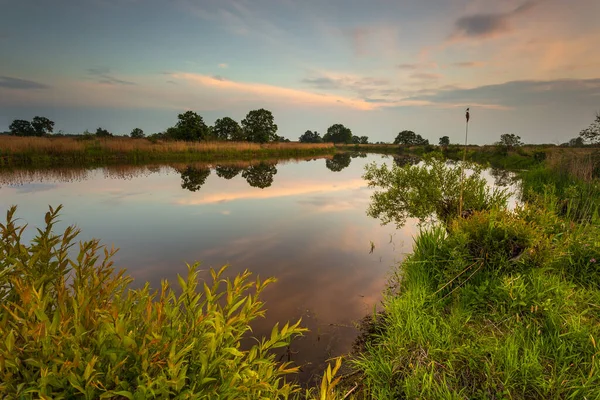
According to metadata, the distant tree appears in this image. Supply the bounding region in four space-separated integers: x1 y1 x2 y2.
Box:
242 162 277 188
325 153 352 172
31 116 54 136
275 135 290 142
439 136 450 146
579 112 600 145
352 135 361 144
173 111 209 141
496 133 523 149
9 119 34 136
323 124 352 144
130 128 145 139
215 165 242 180
179 166 211 192
95 127 113 137
242 109 278 143
359 136 369 144
568 137 585 147
298 130 323 143
393 130 428 146
213 117 242 141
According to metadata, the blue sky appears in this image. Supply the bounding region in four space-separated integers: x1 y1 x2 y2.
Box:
1 0 599 144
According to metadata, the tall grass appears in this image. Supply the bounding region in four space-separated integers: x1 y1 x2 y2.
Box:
0 136 336 167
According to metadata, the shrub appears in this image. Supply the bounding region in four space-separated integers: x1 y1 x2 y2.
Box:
0 206 305 399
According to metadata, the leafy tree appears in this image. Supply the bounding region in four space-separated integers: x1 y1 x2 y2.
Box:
323 124 352 144
439 136 450 146
173 111 209 141
363 154 510 228
298 130 323 143
31 116 54 136
213 117 243 141
130 128 145 139
579 112 600 145
242 162 277 188
359 136 369 144
496 133 523 149
179 166 211 192
215 165 242 180
242 109 278 143
325 153 352 172
568 137 585 147
8 119 34 136
95 127 113 137
276 135 290 142
352 135 361 144
393 130 429 146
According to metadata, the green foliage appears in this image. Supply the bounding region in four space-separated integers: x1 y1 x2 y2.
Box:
438 136 450 146
213 117 243 141
171 111 209 141
579 111 600 145
496 133 524 149
215 165 242 180
325 153 352 172
0 206 306 399
298 130 323 143
95 127 113 138
9 117 54 137
323 124 352 144
242 109 278 143
393 130 428 146
130 128 145 139
363 153 510 227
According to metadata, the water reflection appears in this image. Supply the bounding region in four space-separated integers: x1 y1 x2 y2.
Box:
241 162 278 189
393 154 421 167
215 165 242 180
178 166 211 192
326 153 352 172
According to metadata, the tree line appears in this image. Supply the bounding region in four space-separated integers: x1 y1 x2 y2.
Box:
6 111 600 147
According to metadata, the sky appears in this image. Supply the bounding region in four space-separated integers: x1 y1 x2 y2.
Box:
1 0 599 144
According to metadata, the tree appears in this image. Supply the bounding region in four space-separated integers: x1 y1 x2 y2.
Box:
95 127 113 137
174 111 209 141
31 116 54 136
9 119 34 136
215 165 242 180
242 162 277 188
439 136 450 146
393 130 428 146
568 137 585 147
298 130 323 143
352 135 361 144
179 166 211 192
323 124 352 144
579 112 600 145
130 128 145 139
213 117 243 141
359 136 369 144
496 133 523 149
325 153 352 172
242 109 278 143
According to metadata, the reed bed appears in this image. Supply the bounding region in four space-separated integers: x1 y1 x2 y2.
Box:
0 136 336 167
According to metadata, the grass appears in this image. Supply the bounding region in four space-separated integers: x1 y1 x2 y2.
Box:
342 150 600 399
0 136 337 167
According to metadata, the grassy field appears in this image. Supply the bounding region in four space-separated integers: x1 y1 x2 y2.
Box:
340 148 600 399
0 136 337 167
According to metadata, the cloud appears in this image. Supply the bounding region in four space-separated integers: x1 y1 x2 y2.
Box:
452 1 538 39
0 76 49 90
397 62 438 70
452 61 485 68
218 63 229 68
87 67 136 85
172 72 382 110
409 78 600 109
409 72 442 81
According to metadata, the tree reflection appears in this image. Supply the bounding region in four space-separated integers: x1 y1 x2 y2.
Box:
178 166 211 192
215 165 243 180
490 168 515 187
350 152 367 159
325 153 352 172
393 154 421 167
242 162 278 189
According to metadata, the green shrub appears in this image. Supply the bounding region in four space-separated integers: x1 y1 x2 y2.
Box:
0 206 306 399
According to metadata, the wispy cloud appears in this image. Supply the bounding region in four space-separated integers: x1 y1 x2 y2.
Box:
451 1 538 40
218 63 229 68
87 67 136 85
410 72 442 81
0 76 49 90
452 61 485 68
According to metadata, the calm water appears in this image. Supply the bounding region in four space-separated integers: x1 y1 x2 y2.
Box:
0 153 515 384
